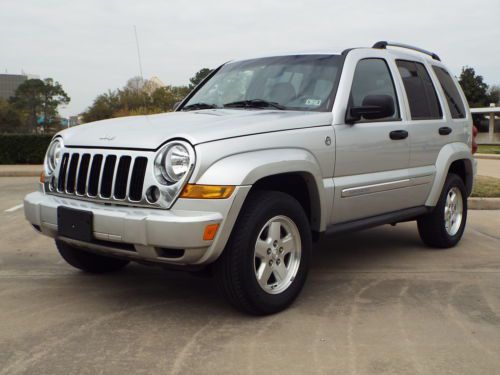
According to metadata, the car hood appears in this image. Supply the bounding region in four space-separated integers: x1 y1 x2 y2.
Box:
59 109 333 150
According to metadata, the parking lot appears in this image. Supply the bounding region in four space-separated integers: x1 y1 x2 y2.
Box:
1 177 499 375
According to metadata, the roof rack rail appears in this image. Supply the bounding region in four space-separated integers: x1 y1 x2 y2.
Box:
372 41 441 61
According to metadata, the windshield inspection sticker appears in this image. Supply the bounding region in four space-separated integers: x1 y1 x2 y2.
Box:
305 99 322 106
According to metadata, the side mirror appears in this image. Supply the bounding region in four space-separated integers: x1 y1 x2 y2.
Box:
173 101 182 111
346 95 395 124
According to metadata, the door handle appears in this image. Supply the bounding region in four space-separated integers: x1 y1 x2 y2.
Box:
389 130 408 140
439 126 452 135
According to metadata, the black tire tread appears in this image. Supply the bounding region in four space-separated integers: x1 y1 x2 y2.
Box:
417 173 467 248
214 190 311 315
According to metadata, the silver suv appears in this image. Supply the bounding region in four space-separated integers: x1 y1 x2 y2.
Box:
24 41 476 314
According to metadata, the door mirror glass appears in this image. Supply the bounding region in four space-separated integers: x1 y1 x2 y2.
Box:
347 95 395 124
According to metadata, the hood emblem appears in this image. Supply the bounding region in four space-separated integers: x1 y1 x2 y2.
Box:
99 135 116 141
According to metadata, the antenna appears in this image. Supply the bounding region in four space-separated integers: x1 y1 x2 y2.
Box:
133 25 144 88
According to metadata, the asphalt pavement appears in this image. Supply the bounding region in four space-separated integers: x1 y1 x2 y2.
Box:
1 178 499 375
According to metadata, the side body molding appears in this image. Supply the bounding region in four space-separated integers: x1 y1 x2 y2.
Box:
196 148 329 231
425 142 475 207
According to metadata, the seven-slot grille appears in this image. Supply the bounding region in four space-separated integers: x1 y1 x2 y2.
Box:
55 152 148 202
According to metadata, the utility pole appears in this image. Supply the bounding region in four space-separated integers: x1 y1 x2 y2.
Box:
133 25 144 90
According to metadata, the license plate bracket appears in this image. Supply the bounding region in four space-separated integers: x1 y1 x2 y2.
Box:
57 206 93 242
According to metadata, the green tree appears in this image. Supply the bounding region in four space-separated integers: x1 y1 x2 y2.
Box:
458 67 490 108
81 91 120 123
10 78 70 133
488 85 500 105
10 79 44 132
81 69 213 123
0 98 24 133
189 68 212 89
40 78 70 131
151 85 190 111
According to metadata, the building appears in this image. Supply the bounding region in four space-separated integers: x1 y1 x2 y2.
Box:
471 104 500 144
0 74 27 100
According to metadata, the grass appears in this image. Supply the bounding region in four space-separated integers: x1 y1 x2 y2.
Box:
477 145 500 154
471 175 500 198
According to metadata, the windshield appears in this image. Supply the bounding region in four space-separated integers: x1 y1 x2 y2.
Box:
182 54 343 112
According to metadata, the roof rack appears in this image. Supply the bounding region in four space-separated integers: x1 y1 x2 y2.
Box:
372 41 441 61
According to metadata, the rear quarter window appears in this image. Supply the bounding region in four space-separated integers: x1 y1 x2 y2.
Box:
432 66 466 119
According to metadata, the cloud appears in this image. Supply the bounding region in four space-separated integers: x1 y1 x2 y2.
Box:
1 0 499 116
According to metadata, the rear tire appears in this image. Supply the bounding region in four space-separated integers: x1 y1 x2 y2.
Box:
214 191 312 315
56 240 129 273
417 173 467 248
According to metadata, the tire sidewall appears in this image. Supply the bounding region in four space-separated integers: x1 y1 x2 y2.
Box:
234 193 312 313
437 174 468 246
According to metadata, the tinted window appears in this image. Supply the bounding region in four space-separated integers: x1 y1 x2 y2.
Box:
396 60 442 120
432 66 466 119
349 58 399 121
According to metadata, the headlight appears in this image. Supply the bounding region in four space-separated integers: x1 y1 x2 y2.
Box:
155 141 195 184
45 138 63 174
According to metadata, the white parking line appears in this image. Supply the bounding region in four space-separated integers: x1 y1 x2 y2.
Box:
4 204 24 213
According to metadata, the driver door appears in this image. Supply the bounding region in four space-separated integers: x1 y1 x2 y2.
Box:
332 58 411 224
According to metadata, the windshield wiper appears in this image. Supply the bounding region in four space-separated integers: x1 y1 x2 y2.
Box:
223 99 285 110
182 102 219 111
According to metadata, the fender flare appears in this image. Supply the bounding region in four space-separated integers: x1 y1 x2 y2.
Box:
425 142 475 207
196 148 328 231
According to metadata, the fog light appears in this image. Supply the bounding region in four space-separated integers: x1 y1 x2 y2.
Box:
146 186 161 203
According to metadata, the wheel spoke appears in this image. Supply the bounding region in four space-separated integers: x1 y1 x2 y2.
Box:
257 262 272 285
269 221 281 242
255 239 269 259
450 191 457 204
253 215 302 294
273 262 287 282
281 234 294 255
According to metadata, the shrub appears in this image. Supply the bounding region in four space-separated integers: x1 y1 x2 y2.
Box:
0 134 53 164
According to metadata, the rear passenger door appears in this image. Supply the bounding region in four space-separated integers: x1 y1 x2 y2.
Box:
395 60 450 202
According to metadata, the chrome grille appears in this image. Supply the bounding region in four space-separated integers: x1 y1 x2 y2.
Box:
52 151 148 204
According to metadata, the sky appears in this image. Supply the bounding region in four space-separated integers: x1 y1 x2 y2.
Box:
1 0 499 117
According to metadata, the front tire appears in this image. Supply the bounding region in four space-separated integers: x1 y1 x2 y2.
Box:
56 240 129 273
214 191 312 315
417 173 467 248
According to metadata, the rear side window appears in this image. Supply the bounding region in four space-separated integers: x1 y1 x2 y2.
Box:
396 60 442 120
432 66 466 119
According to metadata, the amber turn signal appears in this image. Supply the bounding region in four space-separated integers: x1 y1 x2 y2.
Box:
39 170 45 183
203 223 220 241
180 184 235 199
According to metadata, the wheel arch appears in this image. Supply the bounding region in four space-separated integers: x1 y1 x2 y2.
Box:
425 143 475 207
196 148 329 232
250 172 322 233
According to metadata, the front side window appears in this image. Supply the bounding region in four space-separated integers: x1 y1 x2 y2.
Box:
182 55 343 112
349 58 400 121
432 66 466 119
396 60 442 120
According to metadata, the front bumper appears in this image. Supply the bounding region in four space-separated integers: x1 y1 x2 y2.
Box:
24 186 250 266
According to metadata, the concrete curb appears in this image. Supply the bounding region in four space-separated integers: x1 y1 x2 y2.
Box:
0 166 42 177
475 153 500 160
0 171 41 177
468 197 500 210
